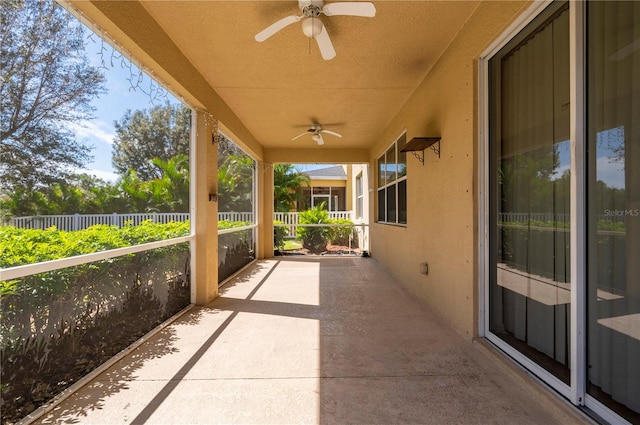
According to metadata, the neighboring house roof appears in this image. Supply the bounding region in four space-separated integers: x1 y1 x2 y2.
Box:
303 165 347 180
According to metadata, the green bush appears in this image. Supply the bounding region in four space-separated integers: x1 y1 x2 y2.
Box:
330 218 354 246
0 220 190 269
218 219 251 230
273 220 288 250
297 204 332 254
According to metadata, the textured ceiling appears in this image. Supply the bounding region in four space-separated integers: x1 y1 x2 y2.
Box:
71 1 479 152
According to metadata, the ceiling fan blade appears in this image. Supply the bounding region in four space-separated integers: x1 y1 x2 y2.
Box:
322 2 376 17
320 129 342 138
315 24 336 60
291 130 312 141
255 15 301 42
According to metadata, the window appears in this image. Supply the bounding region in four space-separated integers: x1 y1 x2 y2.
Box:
377 133 407 224
356 173 364 220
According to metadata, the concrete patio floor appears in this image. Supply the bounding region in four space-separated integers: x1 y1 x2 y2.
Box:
34 257 591 424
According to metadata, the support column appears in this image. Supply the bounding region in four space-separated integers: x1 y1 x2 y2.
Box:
257 162 274 259
191 109 219 304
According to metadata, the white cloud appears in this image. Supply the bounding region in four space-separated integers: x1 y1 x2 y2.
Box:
71 120 115 145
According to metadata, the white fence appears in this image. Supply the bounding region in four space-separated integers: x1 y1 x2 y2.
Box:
218 212 254 223
5 213 190 231
499 212 624 224
4 211 354 233
274 211 353 236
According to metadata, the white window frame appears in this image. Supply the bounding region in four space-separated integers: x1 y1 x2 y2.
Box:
356 173 364 220
377 132 407 226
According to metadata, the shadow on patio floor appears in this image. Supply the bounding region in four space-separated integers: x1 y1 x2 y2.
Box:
33 257 589 424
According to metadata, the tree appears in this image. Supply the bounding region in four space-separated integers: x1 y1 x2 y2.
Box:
273 164 310 212
112 102 190 181
217 133 242 168
0 174 111 217
97 154 189 214
145 155 190 212
0 0 106 189
218 154 254 213
0 156 191 217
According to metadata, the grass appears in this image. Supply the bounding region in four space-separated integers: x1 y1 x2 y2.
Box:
282 239 303 250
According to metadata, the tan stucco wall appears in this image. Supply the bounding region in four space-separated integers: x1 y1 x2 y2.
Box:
345 165 353 211
350 164 370 223
369 1 529 340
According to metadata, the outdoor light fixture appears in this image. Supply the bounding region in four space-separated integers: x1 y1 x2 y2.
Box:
401 137 441 164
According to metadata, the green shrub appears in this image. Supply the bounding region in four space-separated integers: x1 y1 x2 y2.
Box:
330 218 354 246
297 204 332 254
273 220 288 250
0 220 190 269
218 219 251 230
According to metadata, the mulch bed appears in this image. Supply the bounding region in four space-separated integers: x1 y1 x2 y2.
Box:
276 243 362 256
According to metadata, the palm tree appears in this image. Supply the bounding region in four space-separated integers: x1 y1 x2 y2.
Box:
147 155 190 212
218 153 254 213
273 164 310 212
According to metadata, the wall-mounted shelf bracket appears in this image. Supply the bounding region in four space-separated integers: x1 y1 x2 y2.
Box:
408 150 425 164
401 137 441 165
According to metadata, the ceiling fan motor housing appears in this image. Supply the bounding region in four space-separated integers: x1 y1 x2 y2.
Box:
299 0 324 16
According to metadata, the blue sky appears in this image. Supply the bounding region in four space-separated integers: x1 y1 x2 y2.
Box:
595 127 626 189
551 129 626 189
76 36 181 182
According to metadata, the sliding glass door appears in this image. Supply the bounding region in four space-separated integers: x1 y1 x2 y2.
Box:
586 2 640 422
488 2 571 384
485 1 639 422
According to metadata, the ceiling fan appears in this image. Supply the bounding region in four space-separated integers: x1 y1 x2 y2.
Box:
255 0 376 60
292 124 343 145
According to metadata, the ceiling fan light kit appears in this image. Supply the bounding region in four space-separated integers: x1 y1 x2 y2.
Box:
292 124 342 146
301 18 323 38
311 134 324 145
255 1 376 60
